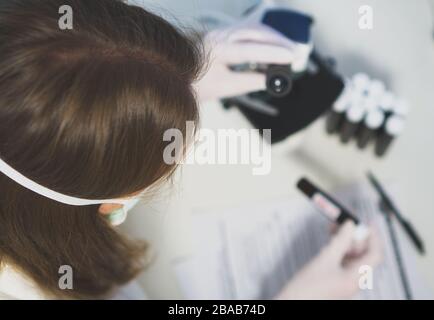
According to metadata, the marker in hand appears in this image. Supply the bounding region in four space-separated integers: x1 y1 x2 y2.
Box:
297 177 369 242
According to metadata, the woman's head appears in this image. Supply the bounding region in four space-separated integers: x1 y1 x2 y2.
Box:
0 0 202 298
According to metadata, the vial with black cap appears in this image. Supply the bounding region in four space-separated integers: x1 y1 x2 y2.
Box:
326 80 352 134
340 105 365 143
378 92 395 113
356 108 385 149
375 115 405 157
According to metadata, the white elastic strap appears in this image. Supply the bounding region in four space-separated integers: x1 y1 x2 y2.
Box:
0 157 128 206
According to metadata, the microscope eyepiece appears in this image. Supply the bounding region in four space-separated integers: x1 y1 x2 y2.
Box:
266 65 293 97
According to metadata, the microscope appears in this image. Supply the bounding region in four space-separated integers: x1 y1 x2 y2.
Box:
221 5 345 144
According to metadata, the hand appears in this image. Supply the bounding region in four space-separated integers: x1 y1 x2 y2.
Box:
194 24 311 102
276 221 383 300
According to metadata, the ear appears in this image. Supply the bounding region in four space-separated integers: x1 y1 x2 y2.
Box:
98 203 124 215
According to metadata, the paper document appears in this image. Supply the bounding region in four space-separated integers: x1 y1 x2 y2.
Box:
173 183 431 299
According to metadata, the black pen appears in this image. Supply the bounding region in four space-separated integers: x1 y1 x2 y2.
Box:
367 171 425 255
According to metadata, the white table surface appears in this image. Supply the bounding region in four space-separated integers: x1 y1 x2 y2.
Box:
122 0 434 299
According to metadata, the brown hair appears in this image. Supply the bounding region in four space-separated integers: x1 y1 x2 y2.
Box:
0 0 202 299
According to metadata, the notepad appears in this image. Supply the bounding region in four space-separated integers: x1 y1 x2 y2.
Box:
173 183 431 299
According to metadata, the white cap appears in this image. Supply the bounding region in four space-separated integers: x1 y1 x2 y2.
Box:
352 73 370 91
379 92 395 112
369 80 385 98
365 109 385 129
394 99 410 116
333 81 352 112
362 95 381 111
385 115 405 136
353 224 370 242
347 105 365 123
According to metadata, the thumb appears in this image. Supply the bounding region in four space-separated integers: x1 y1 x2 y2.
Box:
326 221 357 262
217 42 294 65
226 24 297 50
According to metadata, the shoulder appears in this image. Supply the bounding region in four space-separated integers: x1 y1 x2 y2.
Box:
0 264 47 300
0 264 147 300
0 263 148 300
110 280 148 300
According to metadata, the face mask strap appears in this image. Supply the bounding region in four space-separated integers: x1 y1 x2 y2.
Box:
0 157 128 206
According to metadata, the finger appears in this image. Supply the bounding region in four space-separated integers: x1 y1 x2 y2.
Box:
217 42 294 65
328 222 339 235
345 226 384 272
326 220 357 262
341 236 383 292
226 26 312 71
347 225 371 257
226 25 297 49
220 72 266 97
194 63 267 100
